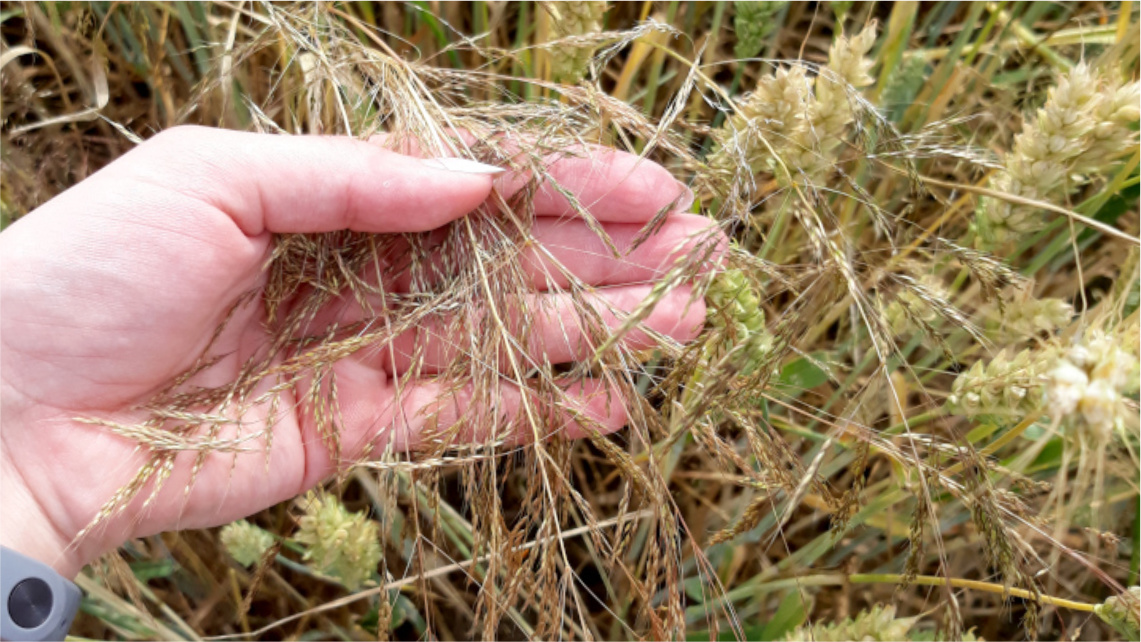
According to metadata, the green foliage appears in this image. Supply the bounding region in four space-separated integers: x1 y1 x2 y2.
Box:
880 53 928 122
761 590 811 640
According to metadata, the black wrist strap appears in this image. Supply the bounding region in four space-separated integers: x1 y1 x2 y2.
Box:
1 546 81 641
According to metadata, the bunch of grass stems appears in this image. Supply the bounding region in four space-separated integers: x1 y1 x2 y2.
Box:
2 2 1139 640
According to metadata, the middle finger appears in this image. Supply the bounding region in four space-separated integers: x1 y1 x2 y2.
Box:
388 212 726 293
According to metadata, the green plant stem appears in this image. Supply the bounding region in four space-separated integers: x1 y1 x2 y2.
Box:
871 1 918 103
991 4 1074 71
914 173 1141 247
976 410 1043 457
962 1 1006 71
848 574 1095 612
738 573 1096 613
1132 502 1140 585
758 195 792 261
940 411 1044 478
641 0 679 117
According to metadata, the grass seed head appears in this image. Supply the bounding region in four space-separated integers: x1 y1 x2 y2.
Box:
948 348 1052 420
543 1 608 83
996 294 1073 339
1047 330 1140 438
977 64 1141 245
708 22 878 185
220 519 276 567
4 3 1138 639
783 605 927 642
882 273 950 336
706 267 776 375
733 1 786 60
295 492 381 590
1095 586 1141 640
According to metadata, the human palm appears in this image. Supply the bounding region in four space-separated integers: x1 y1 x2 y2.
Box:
0 127 719 577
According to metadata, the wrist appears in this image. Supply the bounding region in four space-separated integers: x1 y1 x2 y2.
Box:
0 453 85 578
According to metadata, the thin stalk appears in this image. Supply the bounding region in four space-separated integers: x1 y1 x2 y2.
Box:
208 511 653 641
962 1 1006 71
640 1 679 117
871 1 918 103
913 173 1141 247
1117 1 1135 45
693 572 1097 617
991 4 1074 71
849 574 1096 612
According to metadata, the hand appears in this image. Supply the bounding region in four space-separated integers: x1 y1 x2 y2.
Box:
0 126 721 577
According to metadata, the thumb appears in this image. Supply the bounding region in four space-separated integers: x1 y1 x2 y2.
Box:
101 126 502 236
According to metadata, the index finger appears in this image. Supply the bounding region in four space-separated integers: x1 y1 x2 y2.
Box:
378 133 693 224
105 127 498 236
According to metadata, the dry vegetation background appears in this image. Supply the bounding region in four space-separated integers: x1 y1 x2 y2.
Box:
1 1 1140 640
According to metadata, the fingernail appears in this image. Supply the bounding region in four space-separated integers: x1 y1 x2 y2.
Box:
675 181 695 212
420 157 506 174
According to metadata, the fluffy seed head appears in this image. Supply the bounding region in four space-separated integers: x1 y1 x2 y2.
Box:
220 519 275 567
1047 360 1088 417
296 492 382 590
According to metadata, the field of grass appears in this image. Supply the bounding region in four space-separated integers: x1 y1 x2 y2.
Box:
2 2 1139 640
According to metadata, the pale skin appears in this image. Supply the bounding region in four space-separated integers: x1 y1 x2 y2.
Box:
0 126 723 578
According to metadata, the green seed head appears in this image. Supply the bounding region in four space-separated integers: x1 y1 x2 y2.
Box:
546 1 608 84
220 519 275 568
707 268 775 375
948 348 1052 419
783 605 922 642
296 492 382 590
1095 587 1140 640
733 1 786 60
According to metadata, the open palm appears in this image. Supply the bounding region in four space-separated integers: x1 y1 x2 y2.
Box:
0 127 720 577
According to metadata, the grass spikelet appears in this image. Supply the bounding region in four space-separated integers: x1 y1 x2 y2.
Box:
976 63 1141 246
220 520 276 568
960 459 1041 637
948 347 1052 420
992 291 1074 340
733 1 786 61
1096 587 1141 639
1046 329 1140 437
705 267 776 375
782 605 926 642
295 492 381 591
541 1 608 84
707 22 879 185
